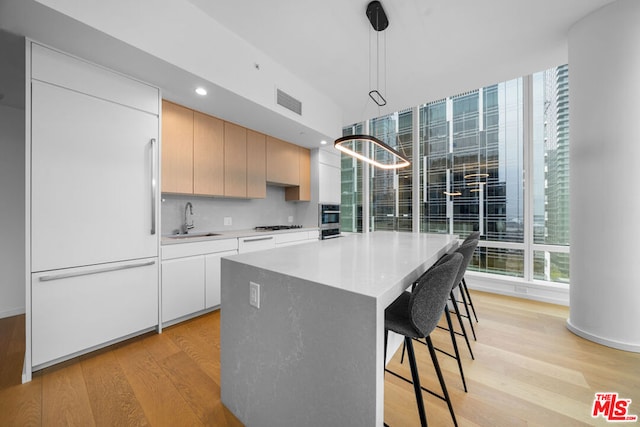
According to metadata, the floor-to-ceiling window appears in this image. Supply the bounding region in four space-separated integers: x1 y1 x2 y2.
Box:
341 123 364 232
340 65 570 285
369 110 413 231
531 65 570 283
419 80 525 277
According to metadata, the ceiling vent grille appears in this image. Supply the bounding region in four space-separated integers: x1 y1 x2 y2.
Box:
276 88 302 115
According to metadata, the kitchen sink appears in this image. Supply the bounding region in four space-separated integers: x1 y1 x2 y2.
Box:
167 232 222 239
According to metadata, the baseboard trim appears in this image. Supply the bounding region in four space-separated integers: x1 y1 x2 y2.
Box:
465 272 569 306
0 306 25 319
566 319 640 353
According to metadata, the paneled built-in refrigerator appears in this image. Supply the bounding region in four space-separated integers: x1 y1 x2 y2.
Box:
27 42 160 376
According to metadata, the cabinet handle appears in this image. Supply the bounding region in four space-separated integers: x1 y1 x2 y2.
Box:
150 138 157 235
39 260 156 282
242 236 274 243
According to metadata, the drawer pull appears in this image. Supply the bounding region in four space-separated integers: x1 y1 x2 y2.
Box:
242 236 274 243
39 260 156 282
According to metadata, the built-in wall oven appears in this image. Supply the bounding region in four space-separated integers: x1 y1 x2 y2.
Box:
319 204 341 239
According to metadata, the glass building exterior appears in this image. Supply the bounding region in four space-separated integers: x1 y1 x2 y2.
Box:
341 65 570 284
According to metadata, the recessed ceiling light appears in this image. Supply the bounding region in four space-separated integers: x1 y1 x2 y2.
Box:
195 87 207 96
321 140 327 145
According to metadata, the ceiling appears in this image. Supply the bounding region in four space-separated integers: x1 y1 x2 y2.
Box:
0 0 616 146
187 0 615 124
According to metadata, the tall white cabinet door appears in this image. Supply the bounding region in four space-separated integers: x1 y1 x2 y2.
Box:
162 256 205 323
30 81 159 272
205 250 237 309
31 258 158 367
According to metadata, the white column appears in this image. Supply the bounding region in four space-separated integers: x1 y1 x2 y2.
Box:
567 0 640 352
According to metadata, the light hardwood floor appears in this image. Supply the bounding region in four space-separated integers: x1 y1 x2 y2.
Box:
0 291 638 426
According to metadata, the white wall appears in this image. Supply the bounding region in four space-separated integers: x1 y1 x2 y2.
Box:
567 0 640 352
0 104 26 318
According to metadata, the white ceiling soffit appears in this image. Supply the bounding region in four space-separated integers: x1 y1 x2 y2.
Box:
1 0 616 142
187 0 615 125
0 0 340 148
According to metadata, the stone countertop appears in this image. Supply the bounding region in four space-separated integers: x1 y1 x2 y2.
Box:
220 230 459 427
161 226 319 245
224 231 459 307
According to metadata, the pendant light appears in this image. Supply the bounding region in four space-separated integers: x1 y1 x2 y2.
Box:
334 1 411 170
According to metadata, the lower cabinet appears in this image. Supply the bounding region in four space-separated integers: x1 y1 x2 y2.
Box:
275 230 320 247
205 250 238 308
31 258 158 367
161 232 317 325
161 256 205 323
161 238 238 325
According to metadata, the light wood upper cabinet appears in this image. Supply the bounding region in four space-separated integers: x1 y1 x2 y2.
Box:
162 100 193 194
193 111 224 196
266 136 299 186
162 100 306 201
246 130 266 198
224 122 247 198
285 147 311 201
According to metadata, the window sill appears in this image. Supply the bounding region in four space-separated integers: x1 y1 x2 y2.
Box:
465 271 569 306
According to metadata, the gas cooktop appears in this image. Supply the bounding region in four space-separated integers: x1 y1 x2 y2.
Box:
254 225 304 231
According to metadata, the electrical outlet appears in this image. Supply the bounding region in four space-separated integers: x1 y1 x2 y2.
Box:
249 282 260 308
224 217 232 226
288 216 293 223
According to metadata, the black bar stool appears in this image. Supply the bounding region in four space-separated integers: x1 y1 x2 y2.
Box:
403 238 479 392
441 238 479 357
384 252 464 427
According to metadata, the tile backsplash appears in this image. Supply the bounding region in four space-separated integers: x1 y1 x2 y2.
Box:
161 186 312 235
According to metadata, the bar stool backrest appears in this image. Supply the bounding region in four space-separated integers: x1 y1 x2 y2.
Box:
451 239 479 288
463 231 481 244
410 252 463 337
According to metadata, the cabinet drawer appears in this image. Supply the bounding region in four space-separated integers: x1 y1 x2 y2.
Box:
275 231 311 246
238 235 275 253
162 238 238 260
31 258 158 367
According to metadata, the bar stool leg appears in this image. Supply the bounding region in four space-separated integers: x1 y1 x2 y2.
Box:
462 278 479 322
458 284 476 341
426 336 458 427
450 290 474 360
444 308 467 392
405 337 428 427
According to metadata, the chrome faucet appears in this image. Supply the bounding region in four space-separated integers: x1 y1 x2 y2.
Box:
183 202 194 234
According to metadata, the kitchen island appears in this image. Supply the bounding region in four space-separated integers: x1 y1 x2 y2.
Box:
220 231 459 427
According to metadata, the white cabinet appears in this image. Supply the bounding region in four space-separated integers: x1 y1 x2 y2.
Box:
159 232 317 325
318 148 341 204
30 44 159 272
161 256 205 323
205 250 237 308
238 235 276 253
275 231 319 247
31 258 158 367
27 43 160 377
161 238 238 324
